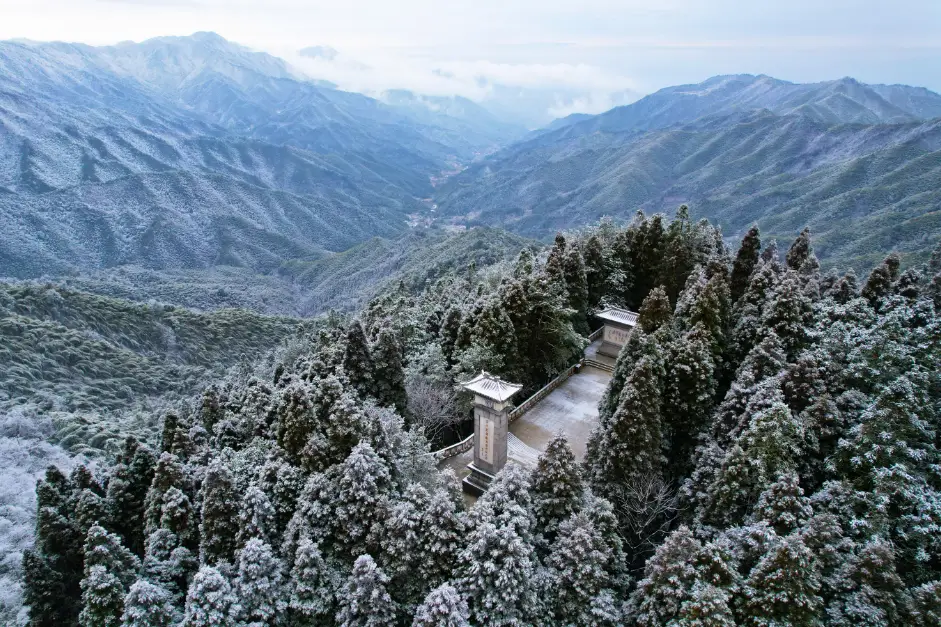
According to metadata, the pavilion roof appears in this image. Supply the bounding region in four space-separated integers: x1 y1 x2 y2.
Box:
459 371 523 402
595 307 639 327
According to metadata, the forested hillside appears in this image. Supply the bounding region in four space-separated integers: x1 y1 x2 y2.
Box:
436 75 941 270
18 210 941 625
0 282 313 412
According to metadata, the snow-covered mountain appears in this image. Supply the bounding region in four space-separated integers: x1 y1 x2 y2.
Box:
0 33 525 278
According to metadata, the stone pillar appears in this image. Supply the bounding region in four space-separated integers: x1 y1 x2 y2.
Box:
459 372 522 495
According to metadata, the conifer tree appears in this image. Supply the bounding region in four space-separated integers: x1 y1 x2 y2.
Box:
597 327 655 426
107 438 156 557
372 327 408 416
664 324 717 477
412 583 470 627
704 401 803 528
628 526 702 626
759 271 813 359
160 413 181 453
530 434 584 544
182 566 235 627
673 582 736 627
592 356 665 492
638 285 673 334
583 234 608 308
80 566 127 627
80 526 140 627
237 485 277 549
159 487 196 550
562 243 590 335
660 205 702 304
333 443 393 556
143 452 186 537
740 535 823 627
547 512 613 626
439 306 463 366
545 233 568 283
459 520 542 627
199 460 239 565
232 539 284 627
786 227 820 275
336 555 397 627
909 581 941 627
862 253 901 308
826 540 910 627
121 579 176 627
754 472 812 536
142 529 196 603
344 319 375 399
730 226 761 304
288 537 340 626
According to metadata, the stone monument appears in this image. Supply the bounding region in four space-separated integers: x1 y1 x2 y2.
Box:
459 371 523 495
596 307 639 358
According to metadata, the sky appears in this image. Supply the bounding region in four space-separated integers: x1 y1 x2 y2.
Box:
2 0 941 121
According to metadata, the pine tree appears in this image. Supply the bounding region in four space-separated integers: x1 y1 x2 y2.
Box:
182 566 235 627
333 442 392 556
664 324 717 478
596 327 650 425
547 512 613 626
439 306 463 366
862 253 901 309
107 438 156 557
412 583 470 627
829 270 860 304
143 452 186 537
80 526 140 627
121 580 175 627
372 327 408 416
740 535 823 627
459 519 542 627
80 566 126 627
24 466 86 626
592 356 665 492
909 580 941 627
159 487 196 550
628 526 702 626
759 271 813 359
704 401 804 528
786 227 820 275
530 434 584 544
288 537 340 626
673 582 736 627
344 319 375 399
199 460 239 565
754 472 812 536
562 243 590 335
583 234 608 308
545 233 568 284
142 529 196 603
638 285 673 334
336 555 397 627
730 226 761 304
826 540 910 627
237 486 277 549
232 539 284 626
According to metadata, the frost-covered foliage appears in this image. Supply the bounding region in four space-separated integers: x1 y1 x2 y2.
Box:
15 219 941 626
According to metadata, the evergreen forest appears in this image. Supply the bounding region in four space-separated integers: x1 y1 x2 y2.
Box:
20 210 941 626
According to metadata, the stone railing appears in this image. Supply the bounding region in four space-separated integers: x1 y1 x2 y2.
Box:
508 361 582 424
432 433 474 462
433 331 604 462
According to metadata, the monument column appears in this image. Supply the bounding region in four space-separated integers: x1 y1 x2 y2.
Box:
459 372 522 495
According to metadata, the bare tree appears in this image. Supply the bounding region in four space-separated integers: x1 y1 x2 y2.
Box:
609 475 680 570
405 378 461 445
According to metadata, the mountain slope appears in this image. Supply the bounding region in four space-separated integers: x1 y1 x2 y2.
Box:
436 76 941 269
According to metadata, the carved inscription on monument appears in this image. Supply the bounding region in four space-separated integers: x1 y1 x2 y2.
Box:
604 325 630 346
477 410 494 464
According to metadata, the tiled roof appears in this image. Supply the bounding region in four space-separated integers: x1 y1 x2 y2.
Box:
595 307 639 326
459 371 523 402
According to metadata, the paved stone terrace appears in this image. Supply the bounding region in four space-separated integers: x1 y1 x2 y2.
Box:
439 343 613 489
